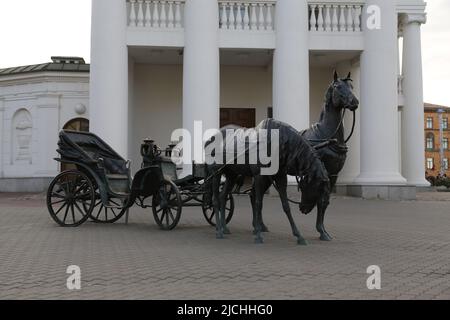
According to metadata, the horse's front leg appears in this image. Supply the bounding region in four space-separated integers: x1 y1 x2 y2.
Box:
316 177 334 241
220 174 237 235
250 179 269 234
252 179 272 232
252 176 271 244
316 197 332 241
250 185 256 232
275 175 308 245
212 174 224 239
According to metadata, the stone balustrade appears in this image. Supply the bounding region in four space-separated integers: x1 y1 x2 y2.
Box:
127 0 185 28
308 1 363 32
218 1 276 31
126 1 367 34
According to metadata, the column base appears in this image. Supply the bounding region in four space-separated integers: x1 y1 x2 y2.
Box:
404 178 431 187
353 172 407 185
336 184 416 201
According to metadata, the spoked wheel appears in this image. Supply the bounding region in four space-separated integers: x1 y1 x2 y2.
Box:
47 170 95 227
90 195 128 224
202 192 235 227
152 179 182 230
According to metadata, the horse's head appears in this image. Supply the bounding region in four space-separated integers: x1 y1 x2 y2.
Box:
298 160 330 214
327 71 359 112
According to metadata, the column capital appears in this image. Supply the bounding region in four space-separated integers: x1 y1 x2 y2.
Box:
400 13 427 26
398 13 426 37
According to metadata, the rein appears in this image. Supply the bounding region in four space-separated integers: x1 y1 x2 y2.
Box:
306 108 356 146
344 110 356 144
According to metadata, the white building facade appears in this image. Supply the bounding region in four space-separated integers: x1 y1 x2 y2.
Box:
89 0 428 199
0 0 428 199
0 57 90 192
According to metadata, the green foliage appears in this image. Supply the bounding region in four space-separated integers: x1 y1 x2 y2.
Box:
433 176 450 188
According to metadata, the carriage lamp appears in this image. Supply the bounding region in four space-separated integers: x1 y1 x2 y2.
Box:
165 143 177 157
141 138 160 167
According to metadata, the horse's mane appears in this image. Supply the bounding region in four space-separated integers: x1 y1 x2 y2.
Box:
318 84 334 122
208 119 323 178
259 119 322 176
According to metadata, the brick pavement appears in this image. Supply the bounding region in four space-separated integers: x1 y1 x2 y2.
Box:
0 192 449 300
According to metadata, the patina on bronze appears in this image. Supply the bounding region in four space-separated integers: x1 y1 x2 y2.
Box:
300 71 359 241
205 119 331 245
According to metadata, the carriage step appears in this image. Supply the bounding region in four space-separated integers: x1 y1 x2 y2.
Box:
106 174 128 180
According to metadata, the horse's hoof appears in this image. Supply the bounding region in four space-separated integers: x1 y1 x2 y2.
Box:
216 234 225 240
297 238 308 246
255 238 264 244
320 234 333 241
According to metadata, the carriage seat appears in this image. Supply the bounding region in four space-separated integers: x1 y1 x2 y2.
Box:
102 158 129 194
106 173 129 195
102 157 128 175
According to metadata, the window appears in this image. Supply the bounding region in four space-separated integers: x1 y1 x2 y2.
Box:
63 118 89 132
444 159 449 170
61 118 90 172
443 118 448 130
427 158 434 170
444 138 449 150
426 117 433 129
426 134 435 150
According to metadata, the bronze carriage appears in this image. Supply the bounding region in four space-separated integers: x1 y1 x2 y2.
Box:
46 130 234 230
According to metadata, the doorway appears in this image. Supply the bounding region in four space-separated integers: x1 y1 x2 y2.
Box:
220 108 256 128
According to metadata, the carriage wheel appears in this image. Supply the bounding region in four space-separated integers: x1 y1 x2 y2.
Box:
202 193 235 227
89 195 128 224
152 179 182 230
47 170 95 227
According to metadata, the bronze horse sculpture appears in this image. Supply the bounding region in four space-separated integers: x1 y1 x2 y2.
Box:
252 71 359 242
300 71 359 241
205 119 331 245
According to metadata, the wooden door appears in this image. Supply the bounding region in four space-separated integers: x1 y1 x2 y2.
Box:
220 108 256 128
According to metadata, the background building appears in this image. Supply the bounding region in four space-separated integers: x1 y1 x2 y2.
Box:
0 57 89 192
0 0 429 200
424 103 450 178
89 0 428 200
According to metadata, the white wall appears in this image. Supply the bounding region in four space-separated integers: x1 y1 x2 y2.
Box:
310 66 334 125
0 73 89 188
130 64 273 171
131 64 183 172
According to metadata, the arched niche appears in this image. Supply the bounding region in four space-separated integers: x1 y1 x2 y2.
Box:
11 108 33 164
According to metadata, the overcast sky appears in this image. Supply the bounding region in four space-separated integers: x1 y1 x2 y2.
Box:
0 0 449 106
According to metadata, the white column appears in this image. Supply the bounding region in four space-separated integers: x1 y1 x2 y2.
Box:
401 13 429 186
0 100 4 178
183 0 220 162
273 0 310 131
354 0 406 185
36 95 60 177
90 0 129 157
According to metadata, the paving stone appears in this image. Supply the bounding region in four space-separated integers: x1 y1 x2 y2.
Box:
0 194 449 299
